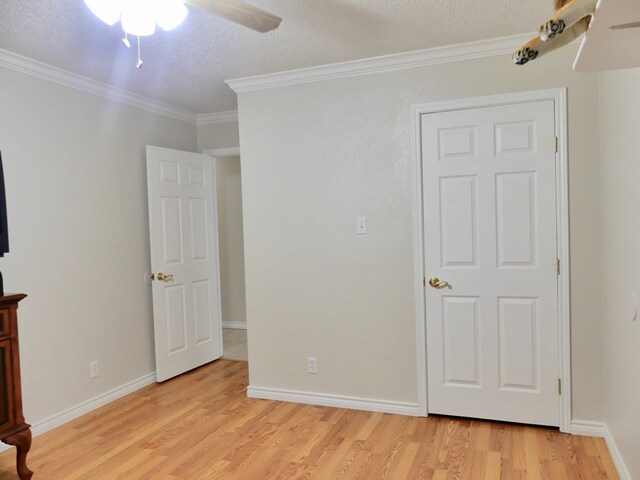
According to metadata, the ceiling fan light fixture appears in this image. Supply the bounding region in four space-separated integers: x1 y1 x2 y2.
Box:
121 2 157 37
154 0 189 32
82 0 281 69
83 0 124 26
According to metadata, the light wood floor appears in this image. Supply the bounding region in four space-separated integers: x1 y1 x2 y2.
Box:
0 360 618 480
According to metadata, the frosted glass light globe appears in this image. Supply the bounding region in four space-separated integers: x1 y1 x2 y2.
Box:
83 0 125 26
121 0 157 37
154 0 189 31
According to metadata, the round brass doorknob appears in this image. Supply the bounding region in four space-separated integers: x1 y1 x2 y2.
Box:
155 272 174 282
428 277 450 289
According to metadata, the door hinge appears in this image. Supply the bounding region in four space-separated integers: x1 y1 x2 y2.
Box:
556 259 560 275
553 136 559 153
558 378 562 395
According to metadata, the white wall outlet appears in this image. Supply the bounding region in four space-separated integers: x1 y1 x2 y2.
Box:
90 361 99 379
356 216 367 234
307 357 318 374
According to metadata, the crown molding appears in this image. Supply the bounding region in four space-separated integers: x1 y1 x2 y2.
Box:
0 48 198 124
197 110 239 126
227 32 534 93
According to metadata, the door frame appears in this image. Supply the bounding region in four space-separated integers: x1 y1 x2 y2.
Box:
202 146 245 335
410 88 571 432
204 146 241 158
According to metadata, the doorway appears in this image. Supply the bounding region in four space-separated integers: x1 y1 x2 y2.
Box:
206 148 248 362
412 89 572 431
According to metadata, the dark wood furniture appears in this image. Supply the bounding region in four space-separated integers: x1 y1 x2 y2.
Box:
0 294 32 479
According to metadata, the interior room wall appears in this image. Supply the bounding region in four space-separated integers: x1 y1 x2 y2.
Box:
197 121 240 152
215 156 247 328
236 46 604 421
0 67 197 424
599 67 640 479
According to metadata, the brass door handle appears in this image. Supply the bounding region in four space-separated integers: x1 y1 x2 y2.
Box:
153 272 174 282
428 277 450 289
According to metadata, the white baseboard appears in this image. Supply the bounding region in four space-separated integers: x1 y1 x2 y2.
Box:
222 322 247 330
247 386 419 416
0 372 156 452
603 424 632 480
571 420 631 480
570 419 607 437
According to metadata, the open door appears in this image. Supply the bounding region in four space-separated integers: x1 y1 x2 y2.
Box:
146 146 223 382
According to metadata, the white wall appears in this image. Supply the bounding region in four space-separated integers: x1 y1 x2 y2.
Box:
0 67 196 423
599 67 640 479
237 47 604 420
216 156 247 328
197 121 240 152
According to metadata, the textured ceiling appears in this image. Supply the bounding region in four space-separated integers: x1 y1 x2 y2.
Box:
0 0 549 114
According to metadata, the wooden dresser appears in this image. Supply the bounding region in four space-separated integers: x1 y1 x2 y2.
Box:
0 294 32 480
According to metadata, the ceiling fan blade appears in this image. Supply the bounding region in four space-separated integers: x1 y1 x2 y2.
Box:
609 21 640 30
184 0 282 32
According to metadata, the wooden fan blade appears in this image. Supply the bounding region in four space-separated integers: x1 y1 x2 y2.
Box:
184 0 282 32
609 21 640 30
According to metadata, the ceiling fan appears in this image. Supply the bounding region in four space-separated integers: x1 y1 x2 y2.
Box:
183 0 282 33
609 21 640 30
83 0 282 67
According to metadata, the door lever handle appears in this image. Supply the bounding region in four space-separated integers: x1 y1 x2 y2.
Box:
428 277 450 289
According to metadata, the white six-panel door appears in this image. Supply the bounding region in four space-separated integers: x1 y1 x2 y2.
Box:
422 100 560 426
146 146 222 382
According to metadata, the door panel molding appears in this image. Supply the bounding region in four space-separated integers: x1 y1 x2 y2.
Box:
411 89 571 432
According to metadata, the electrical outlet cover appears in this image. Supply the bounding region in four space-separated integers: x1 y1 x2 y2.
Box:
307 357 318 374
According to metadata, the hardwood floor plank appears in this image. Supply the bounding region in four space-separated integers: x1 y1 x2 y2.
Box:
485 450 502 479
0 360 619 480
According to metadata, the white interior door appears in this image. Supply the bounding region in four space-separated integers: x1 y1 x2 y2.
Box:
146 146 222 382
422 100 560 426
